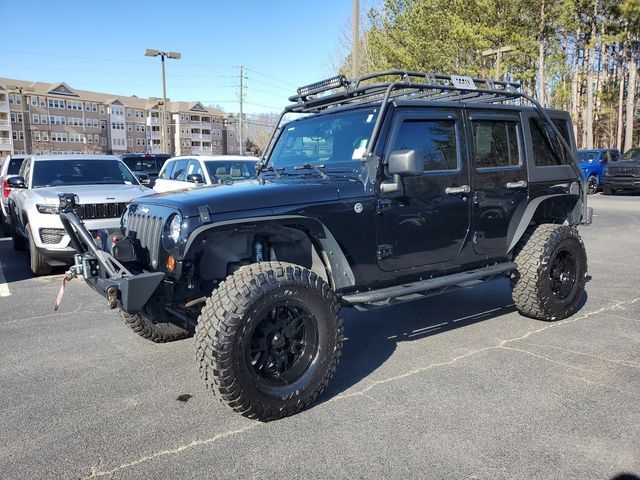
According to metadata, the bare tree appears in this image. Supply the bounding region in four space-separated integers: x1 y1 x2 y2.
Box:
245 113 280 156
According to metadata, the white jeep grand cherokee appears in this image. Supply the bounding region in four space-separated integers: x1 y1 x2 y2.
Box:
7 154 155 275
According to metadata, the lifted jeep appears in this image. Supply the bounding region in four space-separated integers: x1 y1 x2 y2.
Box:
58 71 591 421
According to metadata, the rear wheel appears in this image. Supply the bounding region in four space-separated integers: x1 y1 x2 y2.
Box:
586 175 598 194
11 219 25 251
511 224 587 321
195 262 343 421
27 225 52 276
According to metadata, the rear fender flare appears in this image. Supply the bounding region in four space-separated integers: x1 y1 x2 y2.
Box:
183 215 355 290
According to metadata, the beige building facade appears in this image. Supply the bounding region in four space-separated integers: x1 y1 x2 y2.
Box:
0 77 240 158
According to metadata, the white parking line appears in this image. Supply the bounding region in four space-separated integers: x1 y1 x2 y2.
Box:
0 261 10 297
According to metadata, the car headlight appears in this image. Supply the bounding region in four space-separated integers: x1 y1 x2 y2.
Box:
36 204 60 214
120 207 129 232
163 213 182 249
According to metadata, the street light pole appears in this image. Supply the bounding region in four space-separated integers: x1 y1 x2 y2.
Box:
145 49 181 154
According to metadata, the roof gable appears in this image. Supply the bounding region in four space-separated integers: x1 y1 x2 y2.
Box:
190 102 207 112
47 82 79 96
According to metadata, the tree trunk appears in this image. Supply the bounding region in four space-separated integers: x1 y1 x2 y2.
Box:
571 30 581 140
624 53 637 151
617 42 627 151
538 0 546 106
586 45 595 149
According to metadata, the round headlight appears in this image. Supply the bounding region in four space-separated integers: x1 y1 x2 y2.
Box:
120 208 129 232
163 213 182 249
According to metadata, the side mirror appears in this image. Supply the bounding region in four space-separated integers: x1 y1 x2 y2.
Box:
388 149 423 176
7 176 26 189
380 150 422 194
186 173 204 184
137 174 151 185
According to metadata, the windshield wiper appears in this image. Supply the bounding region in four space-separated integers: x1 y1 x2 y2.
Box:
260 165 285 178
293 163 328 179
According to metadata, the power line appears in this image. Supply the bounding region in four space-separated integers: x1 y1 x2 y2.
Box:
245 76 293 93
244 67 299 88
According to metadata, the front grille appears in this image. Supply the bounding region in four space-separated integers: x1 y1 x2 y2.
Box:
74 202 128 220
126 212 164 267
40 228 65 244
608 166 640 177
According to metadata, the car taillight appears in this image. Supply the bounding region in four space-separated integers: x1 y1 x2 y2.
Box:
2 180 10 198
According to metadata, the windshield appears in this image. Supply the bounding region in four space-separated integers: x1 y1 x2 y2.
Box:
577 152 597 163
32 160 139 188
621 148 640 162
268 108 378 169
206 161 257 183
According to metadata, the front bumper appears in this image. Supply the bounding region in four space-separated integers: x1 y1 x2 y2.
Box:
602 177 640 190
59 206 165 313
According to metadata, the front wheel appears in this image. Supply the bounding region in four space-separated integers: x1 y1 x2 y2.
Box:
511 224 587 321
27 225 52 276
195 262 343 421
586 175 598 194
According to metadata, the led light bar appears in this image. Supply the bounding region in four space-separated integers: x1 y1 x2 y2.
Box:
297 75 348 98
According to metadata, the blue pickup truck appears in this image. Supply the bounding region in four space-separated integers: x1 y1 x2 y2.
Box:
578 149 622 194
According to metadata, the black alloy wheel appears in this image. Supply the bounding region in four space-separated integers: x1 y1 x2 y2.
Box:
587 175 598 194
549 249 578 301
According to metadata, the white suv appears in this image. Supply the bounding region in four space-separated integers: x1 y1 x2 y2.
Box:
1 154 26 236
153 155 258 193
7 154 155 275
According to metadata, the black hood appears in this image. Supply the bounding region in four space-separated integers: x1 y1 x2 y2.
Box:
134 176 366 217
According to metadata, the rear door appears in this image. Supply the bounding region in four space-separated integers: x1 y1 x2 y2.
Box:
376 108 471 271
153 158 191 193
468 112 527 256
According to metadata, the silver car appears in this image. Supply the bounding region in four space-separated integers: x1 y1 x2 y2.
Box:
7 154 155 275
1 154 26 236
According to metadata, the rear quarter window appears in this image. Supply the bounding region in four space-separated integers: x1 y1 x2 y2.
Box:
529 118 573 166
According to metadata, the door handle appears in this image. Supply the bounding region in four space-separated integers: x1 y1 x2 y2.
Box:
506 180 527 189
445 185 471 195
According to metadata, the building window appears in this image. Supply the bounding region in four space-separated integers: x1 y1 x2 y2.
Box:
43 132 49 141
32 114 39 124
127 123 132 131
40 114 48 124
12 131 17 140
94 134 99 143
39 97 46 107
34 131 41 141
31 96 38 106
99 106 105 114
87 135 92 143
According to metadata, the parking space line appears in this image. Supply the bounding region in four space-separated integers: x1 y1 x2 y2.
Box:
0 261 10 297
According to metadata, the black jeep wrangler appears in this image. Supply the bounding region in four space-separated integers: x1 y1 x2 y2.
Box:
58 71 591 421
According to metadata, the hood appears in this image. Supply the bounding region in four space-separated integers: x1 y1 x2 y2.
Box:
133 176 365 217
608 160 640 169
33 184 154 204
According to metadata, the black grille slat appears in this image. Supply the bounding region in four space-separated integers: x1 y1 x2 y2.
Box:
74 202 127 220
609 167 640 177
125 210 164 268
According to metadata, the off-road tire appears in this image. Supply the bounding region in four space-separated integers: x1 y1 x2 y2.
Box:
602 186 615 195
27 225 52 276
121 310 193 343
511 224 587 321
195 261 343 421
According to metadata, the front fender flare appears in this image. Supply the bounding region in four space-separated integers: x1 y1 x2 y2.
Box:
182 215 356 290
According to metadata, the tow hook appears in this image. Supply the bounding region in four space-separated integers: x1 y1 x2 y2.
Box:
106 286 118 309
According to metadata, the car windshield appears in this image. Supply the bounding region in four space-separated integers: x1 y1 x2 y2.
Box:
205 161 256 183
32 159 139 188
577 152 598 163
621 148 640 162
268 108 378 169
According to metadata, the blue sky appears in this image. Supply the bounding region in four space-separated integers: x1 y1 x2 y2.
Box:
1 0 370 114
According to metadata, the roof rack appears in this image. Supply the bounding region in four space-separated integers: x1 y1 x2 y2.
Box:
286 70 523 113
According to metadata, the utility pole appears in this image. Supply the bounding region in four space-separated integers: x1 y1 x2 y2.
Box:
481 46 515 79
352 0 359 78
9 85 33 154
145 49 181 154
239 66 245 156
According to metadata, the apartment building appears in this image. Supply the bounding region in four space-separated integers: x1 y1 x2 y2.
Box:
0 77 239 157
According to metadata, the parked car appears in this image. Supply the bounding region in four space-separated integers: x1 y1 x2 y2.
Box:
601 147 640 195
577 149 621 194
153 155 258 193
120 153 171 188
1 154 27 236
7 154 154 275
58 71 590 420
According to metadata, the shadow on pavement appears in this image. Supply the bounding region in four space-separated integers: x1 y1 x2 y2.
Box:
0 238 66 284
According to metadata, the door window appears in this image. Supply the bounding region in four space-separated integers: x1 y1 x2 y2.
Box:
608 150 621 163
158 160 175 180
187 159 204 177
391 119 458 172
20 159 32 186
471 120 520 169
171 160 189 181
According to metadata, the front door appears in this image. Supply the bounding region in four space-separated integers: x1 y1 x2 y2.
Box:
376 109 471 272
468 112 528 256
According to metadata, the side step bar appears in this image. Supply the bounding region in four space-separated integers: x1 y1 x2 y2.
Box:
341 262 516 310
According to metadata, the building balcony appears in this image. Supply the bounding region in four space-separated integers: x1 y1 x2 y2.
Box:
191 146 211 155
0 139 13 150
190 120 206 127
0 119 10 130
148 131 161 139
191 133 211 140
147 117 161 125
147 145 164 154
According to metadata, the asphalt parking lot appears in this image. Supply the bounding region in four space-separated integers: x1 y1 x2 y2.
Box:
0 194 639 480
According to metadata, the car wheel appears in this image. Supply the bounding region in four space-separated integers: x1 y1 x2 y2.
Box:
586 175 598 195
0 212 9 237
26 225 52 276
121 310 193 343
195 261 343 421
511 224 587 321
10 219 26 251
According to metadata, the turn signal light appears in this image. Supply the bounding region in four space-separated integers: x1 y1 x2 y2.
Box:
166 255 176 272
